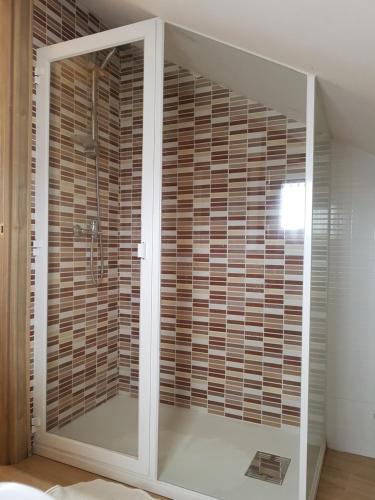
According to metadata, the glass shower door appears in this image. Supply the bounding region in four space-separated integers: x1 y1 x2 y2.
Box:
300 76 330 500
34 19 163 476
46 40 145 458
305 84 330 499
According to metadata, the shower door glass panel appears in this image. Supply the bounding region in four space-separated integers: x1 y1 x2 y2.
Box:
46 40 145 458
306 87 330 497
158 22 307 500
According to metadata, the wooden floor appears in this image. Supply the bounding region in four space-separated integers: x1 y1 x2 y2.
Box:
0 455 99 491
0 449 374 499
316 449 375 500
0 455 164 499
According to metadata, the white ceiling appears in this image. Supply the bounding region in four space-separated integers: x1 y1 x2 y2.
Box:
81 0 375 155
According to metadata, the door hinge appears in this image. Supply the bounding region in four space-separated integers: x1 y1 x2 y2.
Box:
34 67 44 86
31 417 41 434
137 242 146 259
32 240 44 256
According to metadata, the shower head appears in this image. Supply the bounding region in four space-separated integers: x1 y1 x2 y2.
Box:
100 47 116 70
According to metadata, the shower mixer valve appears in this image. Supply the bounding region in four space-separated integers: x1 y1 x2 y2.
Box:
89 218 100 237
73 219 100 239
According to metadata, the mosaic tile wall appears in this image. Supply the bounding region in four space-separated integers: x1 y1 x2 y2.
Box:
31 1 143 429
33 0 118 431
160 61 306 427
46 52 120 430
118 46 144 397
32 1 144 431
31 0 306 433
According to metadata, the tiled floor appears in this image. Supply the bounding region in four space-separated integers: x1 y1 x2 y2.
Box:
0 449 374 499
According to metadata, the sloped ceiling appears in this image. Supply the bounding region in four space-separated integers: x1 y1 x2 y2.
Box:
163 25 308 125
81 0 375 155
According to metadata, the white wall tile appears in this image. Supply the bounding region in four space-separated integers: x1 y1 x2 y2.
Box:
327 397 375 458
327 141 375 457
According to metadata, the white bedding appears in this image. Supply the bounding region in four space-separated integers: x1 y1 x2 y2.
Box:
47 480 153 500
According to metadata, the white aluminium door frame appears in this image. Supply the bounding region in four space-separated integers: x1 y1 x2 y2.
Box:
34 18 164 478
299 73 316 500
34 15 317 500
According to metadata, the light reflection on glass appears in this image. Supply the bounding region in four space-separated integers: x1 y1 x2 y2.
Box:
280 182 305 230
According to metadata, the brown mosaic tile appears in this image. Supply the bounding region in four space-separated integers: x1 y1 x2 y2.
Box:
160 61 306 427
119 45 144 397
31 0 306 434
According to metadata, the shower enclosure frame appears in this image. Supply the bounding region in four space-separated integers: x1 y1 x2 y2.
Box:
33 16 321 500
34 17 164 481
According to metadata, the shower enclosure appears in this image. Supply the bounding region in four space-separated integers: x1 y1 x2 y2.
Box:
34 16 329 500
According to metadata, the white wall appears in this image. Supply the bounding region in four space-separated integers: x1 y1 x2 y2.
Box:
327 141 375 457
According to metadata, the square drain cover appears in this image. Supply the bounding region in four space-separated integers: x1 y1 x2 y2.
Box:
245 451 291 485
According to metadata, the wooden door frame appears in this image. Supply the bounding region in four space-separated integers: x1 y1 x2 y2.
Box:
0 0 33 464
